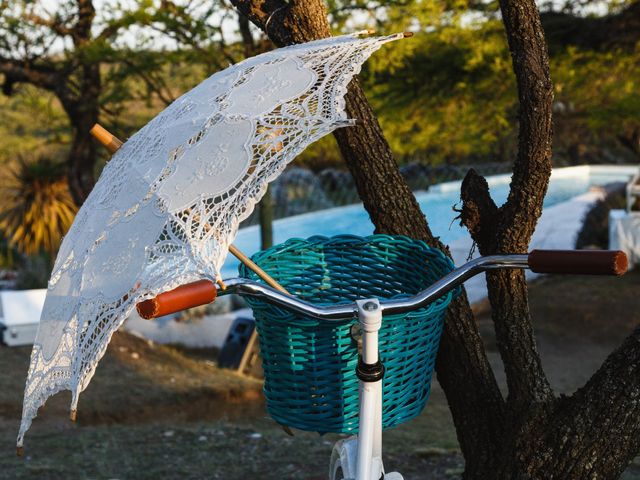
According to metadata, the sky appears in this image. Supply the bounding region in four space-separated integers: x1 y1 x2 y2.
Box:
30 0 616 53
0 0 615 66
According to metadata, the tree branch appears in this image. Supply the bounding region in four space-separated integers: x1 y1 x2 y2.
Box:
499 0 554 253
486 0 554 406
238 11 256 57
24 13 74 37
456 0 554 408
72 0 96 46
459 168 499 253
0 58 59 93
121 58 176 106
231 0 331 46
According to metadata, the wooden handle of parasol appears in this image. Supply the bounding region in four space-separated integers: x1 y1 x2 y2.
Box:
228 244 288 293
90 124 290 318
90 124 123 153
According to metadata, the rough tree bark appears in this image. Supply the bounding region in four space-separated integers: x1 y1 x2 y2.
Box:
460 0 555 411
232 1 640 478
62 62 102 204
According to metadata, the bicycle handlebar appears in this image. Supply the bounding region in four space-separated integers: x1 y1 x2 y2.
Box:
136 250 627 321
528 249 627 276
137 280 216 320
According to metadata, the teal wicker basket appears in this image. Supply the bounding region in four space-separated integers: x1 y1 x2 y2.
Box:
239 234 458 434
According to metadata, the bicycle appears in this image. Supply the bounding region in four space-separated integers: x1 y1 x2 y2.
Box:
137 235 627 480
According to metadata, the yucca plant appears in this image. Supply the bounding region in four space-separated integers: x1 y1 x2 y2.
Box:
0 156 77 259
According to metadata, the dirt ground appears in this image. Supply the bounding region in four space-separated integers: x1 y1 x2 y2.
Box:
1 271 639 479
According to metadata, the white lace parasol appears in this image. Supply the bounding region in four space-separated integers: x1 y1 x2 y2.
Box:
18 33 404 447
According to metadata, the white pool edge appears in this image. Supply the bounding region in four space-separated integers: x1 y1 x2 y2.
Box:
430 165 638 194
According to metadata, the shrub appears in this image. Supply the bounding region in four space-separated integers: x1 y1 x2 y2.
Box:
575 183 627 249
0 156 77 258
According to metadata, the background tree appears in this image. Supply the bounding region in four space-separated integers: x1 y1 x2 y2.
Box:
0 0 118 204
230 0 640 478
0 0 237 205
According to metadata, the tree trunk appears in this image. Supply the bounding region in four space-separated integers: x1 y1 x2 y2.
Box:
61 64 101 206
67 116 98 205
259 186 274 250
461 0 555 409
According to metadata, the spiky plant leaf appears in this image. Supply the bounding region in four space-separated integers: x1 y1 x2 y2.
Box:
0 157 77 257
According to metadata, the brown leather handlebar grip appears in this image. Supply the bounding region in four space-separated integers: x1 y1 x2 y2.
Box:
528 250 628 276
136 280 217 319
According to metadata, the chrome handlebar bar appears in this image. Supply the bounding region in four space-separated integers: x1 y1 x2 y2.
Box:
217 254 529 321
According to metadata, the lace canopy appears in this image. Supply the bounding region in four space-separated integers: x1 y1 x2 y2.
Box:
18 33 404 447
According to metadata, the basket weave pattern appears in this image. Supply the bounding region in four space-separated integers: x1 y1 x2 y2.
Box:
240 235 457 434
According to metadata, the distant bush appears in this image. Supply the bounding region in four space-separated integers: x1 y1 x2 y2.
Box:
575 183 627 249
0 155 77 258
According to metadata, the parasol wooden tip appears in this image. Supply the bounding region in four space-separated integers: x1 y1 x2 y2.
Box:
90 123 123 154
16 446 24 457
70 409 77 422
402 31 414 38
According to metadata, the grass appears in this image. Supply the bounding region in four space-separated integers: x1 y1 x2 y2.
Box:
1 271 639 479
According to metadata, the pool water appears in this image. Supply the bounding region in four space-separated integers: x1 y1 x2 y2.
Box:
220 165 637 278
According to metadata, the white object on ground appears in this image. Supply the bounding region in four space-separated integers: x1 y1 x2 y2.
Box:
19 33 405 447
124 308 253 349
0 290 46 346
609 210 640 270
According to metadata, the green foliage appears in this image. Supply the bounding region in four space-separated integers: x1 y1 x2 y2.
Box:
325 0 640 166
0 0 637 175
365 19 517 164
0 86 69 166
551 45 640 160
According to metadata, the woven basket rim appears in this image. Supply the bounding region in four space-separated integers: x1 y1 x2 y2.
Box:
239 233 457 312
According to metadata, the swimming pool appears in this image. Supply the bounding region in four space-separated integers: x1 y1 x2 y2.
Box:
221 165 637 278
